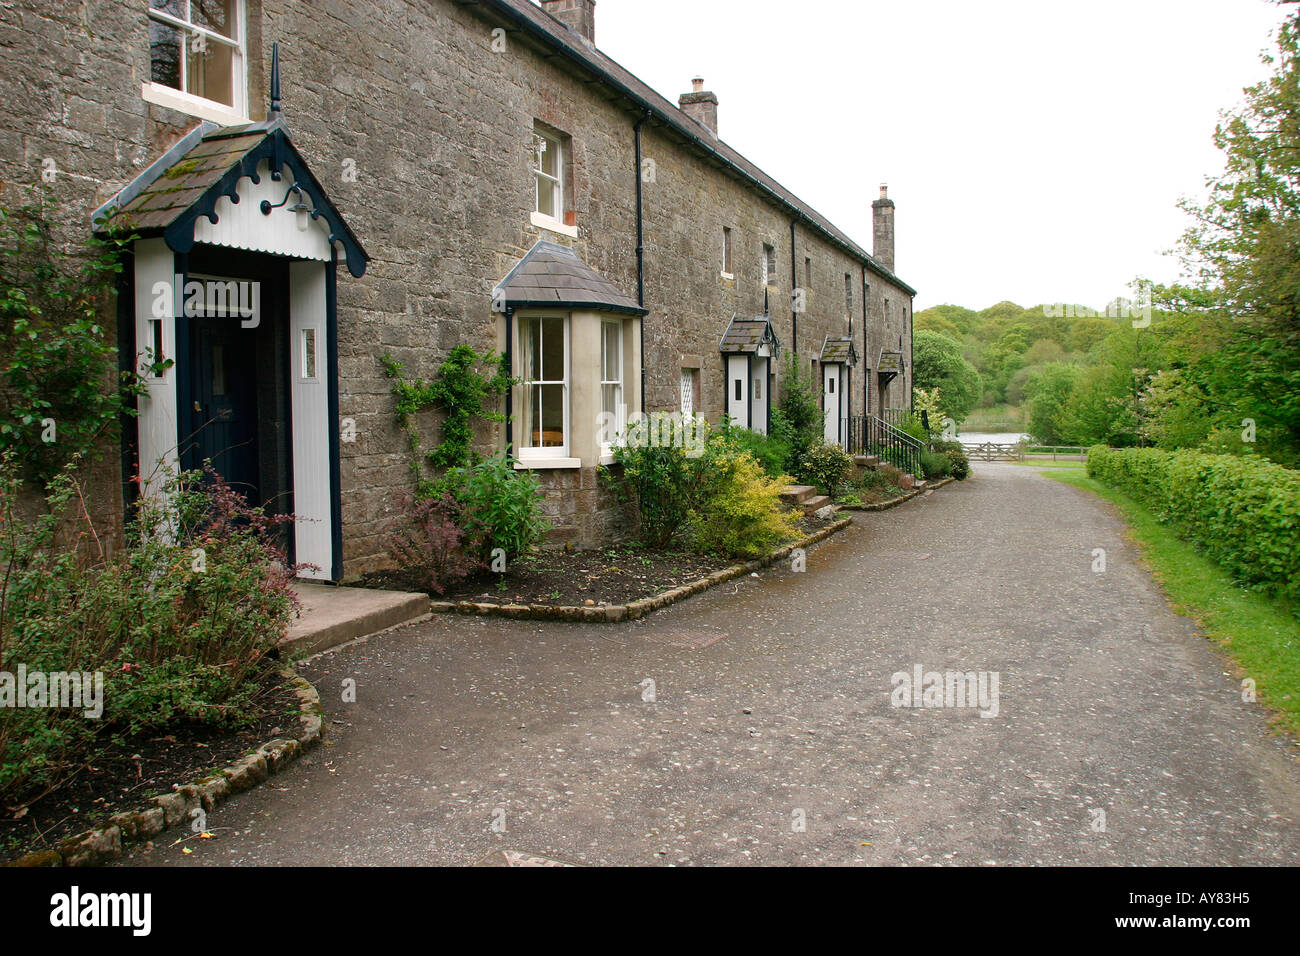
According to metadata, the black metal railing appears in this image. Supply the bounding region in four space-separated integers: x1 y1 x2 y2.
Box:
863 414 923 477
843 415 867 455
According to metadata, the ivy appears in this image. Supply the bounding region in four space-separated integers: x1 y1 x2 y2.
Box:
380 345 512 498
0 187 144 487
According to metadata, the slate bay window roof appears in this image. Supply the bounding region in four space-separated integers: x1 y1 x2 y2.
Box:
720 315 780 355
495 241 646 315
820 336 859 367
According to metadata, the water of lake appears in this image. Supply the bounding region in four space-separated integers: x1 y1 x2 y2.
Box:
957 432 1029 445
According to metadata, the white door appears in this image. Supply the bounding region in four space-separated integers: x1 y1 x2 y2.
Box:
726 355 748 427
823 364 842 444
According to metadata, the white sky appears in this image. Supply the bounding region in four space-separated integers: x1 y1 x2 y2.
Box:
589 0 1290 311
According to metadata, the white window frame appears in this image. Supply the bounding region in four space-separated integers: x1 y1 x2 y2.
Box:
762 243 776 287
530 124 578 237
600 320 623 455
680 368 695 418
517 313 572 464
143 0 249 124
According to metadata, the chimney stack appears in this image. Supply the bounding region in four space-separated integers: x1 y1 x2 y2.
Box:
540 0 596 44
872 183 895 273
679 77 719 137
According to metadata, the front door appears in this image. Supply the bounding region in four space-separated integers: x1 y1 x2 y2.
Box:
190 310 260 503
823 363 842 444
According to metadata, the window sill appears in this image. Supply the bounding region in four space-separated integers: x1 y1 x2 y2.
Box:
530 211 579 239
720 271 734 281
514 456 581 470
141 82 248 126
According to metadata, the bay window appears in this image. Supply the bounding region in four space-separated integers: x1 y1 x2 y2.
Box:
601 320 623 452
519 315 569 458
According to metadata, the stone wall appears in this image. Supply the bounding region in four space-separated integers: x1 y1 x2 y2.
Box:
0 0 915 570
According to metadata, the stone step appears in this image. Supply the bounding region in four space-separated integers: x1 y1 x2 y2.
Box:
283 583 430 657
800 494 833 515
780 484 817 506
854 454 881 469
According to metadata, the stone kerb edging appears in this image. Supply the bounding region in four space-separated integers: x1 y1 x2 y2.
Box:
430 517 855 624
7 667 324 868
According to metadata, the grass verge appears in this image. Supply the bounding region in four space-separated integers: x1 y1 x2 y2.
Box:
1013 459 1087 470
1044 469 1300 737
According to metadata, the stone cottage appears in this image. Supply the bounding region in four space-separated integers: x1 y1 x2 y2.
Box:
0 0 917 578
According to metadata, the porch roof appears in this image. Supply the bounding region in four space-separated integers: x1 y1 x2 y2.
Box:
92 120 369 278
720 315 780 355
820 336 859 366
495 241 647 315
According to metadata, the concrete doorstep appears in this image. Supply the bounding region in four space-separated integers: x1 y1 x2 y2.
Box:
283 582 430 657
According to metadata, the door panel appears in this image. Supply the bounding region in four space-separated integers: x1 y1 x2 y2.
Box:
191 312 260 502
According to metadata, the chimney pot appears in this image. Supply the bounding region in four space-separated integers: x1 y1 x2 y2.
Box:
679 78 719 138
540 0 596 44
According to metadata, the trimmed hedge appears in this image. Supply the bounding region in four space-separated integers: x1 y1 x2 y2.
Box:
1087 445 1300 601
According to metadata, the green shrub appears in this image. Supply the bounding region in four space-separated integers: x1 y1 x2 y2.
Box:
0 459 299 803
444 453 549 561
945 447 971 480
689 451 801 558
800 441 853 496
718 421 791 480
608 416 713 548
774 356 823 470
930 439 971 480
1087 445 1300 600
609 417 799 556
919 451 951 480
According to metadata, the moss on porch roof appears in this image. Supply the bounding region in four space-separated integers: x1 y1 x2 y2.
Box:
97 127 270 234
820 336 859 366
495 241 646 315
720 315 780 354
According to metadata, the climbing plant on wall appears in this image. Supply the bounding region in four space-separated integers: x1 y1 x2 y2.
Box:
380 345 512 498
0 187 145 487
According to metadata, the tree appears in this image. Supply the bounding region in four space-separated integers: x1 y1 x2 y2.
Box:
1175 9 1300 462
1026 363 1082 445
912 329 982 422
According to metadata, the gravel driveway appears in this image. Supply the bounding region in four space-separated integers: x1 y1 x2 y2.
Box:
117 463 1300 866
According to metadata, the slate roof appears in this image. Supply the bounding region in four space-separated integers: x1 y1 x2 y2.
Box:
495 241 647 315
96 124 269 234
720 315 780 354
92 119 369 277
474 0 916 297
820 336 859 366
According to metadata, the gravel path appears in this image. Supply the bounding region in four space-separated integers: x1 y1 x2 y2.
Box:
117 463 1300 866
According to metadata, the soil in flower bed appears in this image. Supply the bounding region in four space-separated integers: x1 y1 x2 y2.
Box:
357 513 839 606
1 669 302 864
837 483 912 508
